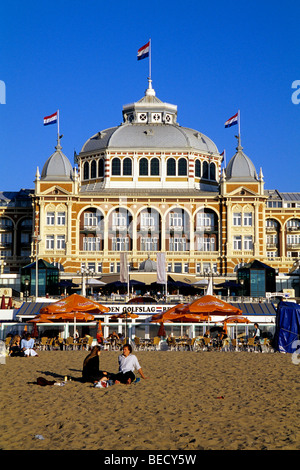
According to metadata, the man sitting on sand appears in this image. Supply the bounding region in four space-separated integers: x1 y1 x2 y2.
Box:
114 343 148 385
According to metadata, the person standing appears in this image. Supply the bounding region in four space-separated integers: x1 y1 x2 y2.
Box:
253 323 262 352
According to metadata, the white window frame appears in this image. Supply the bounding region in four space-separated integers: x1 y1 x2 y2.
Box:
233 213 242 226
46 212 55 225
233 235 242 250
169 212 183 228
112 237 129 251
243 235 253 250
169 237 186 251
56 235 66 250
57 211 66 225
46 235 54 250
243 212 253 226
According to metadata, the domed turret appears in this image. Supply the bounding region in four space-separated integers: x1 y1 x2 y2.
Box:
225 137 257 181
41 141 73 181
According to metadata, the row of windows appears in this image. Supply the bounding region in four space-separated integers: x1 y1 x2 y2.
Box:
82 157 217 180
233 212 253 226
233 235 253 250
108 261 218 275
46 235 66 250
46 212 66 225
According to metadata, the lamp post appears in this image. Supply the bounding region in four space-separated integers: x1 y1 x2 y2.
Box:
240 279 244 302
32 234 42 299
77 266 94 297
24 278 30 302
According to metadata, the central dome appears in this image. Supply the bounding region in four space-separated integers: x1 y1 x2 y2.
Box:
80 80 219 155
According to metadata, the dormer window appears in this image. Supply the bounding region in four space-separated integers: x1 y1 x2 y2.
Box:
138 113 147 123
165 114 172 124
151 113 161 123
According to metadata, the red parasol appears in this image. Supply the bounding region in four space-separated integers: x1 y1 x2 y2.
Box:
157 322 166 337
31 322 39 338
1 295 6 309
96 320 103 343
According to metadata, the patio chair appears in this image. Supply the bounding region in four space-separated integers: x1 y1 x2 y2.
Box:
246 337 256 352
169 336 177 351
203 337 211 351
65 336 75 350
87 336 93 350
133 336 141 351
152 336 161 351
47 338 55 350
40 337 48 351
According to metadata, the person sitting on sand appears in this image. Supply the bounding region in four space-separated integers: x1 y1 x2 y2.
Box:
21 333 38 357
82 345 111 384
114 343 148 385
9 335 24 357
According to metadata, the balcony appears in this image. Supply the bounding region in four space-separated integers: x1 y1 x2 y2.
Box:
195 225 218 232
287 243 300 250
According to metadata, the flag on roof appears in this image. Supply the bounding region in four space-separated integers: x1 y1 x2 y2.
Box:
137 41 150 61
224 112 238 128
44 111 58 126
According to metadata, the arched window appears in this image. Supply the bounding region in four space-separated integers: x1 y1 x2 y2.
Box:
112 157 121 176
91 160 97 179
139 158 148 176
178 158 187 176
83 161 89 180
202 161 209 179
210 162 216 180
150 158 159 176
123 158 132 176
195 160 201 178
98 158 104 177
167 158 176 176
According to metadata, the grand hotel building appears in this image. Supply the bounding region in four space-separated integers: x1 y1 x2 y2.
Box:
1 80 300 294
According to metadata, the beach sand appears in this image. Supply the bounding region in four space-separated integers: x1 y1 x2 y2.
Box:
0 349 299 451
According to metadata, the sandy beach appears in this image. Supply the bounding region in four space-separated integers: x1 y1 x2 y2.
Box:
0 349 299 451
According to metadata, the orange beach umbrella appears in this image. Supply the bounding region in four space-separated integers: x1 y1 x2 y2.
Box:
39 293 109 315
183 295 242 316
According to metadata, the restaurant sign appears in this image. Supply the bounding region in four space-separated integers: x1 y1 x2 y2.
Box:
103 304 175 315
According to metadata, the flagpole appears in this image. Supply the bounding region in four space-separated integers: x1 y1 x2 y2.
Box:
57 109 60 144
238 109 241 142
149 38 151 81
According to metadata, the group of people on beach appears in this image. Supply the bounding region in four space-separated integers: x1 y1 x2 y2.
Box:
82 343 148 386
8 333 38 357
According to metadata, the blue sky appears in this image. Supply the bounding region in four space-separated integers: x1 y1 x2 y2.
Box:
0 0 299 192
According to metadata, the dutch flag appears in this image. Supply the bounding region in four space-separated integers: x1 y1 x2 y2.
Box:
44 111 58 126
137 41 150 61
224 112 239 128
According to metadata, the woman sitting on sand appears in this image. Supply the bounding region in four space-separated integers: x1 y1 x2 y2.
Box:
9 335 24 357
82 345 111 384
21 333 38 357
114 343 148 385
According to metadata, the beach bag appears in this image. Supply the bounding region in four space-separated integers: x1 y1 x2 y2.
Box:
94 380 108 388
36 377 56 386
